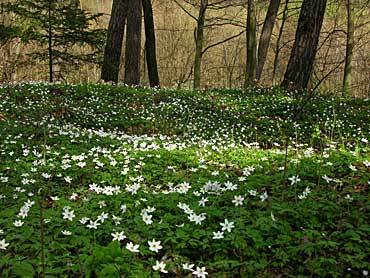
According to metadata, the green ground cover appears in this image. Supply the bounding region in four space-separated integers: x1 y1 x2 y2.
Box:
0 83 369 277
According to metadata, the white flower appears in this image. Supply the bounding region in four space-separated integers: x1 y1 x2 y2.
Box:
364 160 370 167
192 266 208 278
0 239 9 250
182 263 194 271
42 173 51 179
224 181 237 191
220 219 234 233
111 231 126 241
86 220 100 229
345 194 353 202
79 217 90 224
349 164 357 171
64 176 72 183
142 214 153 225
232 195 244 206
126 242 140 253
98 201 106 208
152 260 168 273
248 189 257 196
62 209 75 221
259 191 268 202
61 230 72 236
97 212 109 223
198 197 208 207
120 204 127 213
212 231 224 239
69 193 78 201
288 175 301 185
148 238 162 253
112 215 122 225
13 220 24 227
76 162 86 168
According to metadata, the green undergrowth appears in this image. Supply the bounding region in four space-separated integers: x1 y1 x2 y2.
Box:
0 83 369 277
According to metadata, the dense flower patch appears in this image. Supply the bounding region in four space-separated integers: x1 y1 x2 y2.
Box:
0 83 369 277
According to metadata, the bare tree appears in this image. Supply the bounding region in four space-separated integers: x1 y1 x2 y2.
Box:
101 0 128 83
342 0 354 94
282 0 327 90
244 0 257 87
256 0 281 81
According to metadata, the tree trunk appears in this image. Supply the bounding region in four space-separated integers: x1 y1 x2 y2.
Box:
256 0 281 81
281 0 327 90
342 0 354 95
272 0 289 85
48 0 53 82
124 0 142 86
193 0 207 90
142 0 160 87
101 0 128 83
244 0 257 88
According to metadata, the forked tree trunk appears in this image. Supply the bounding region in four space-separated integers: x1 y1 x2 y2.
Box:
281 0 327 90
342 0 354 95
124 0 142 86
256 0 281 81
101 0 128 83
244 0 257 88
193 0 207 90
142 0 160 87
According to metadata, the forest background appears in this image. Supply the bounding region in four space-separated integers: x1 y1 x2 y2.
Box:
0 0 369 96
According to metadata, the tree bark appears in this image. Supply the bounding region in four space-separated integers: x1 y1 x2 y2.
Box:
142 0 160 87
256 0 281 81
101 0 128 83
272 0 289 85
124 0 142 86
281 0 327 90
193 0 207 90
342 0 354 95
48 0 53 83
244 0 257 88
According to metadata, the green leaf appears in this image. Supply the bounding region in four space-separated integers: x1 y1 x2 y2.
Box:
12 261 35 277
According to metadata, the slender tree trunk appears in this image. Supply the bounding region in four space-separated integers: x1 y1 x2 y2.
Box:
256 0 281 81
281 0 327 90
342 0 354 95
272 0 289 85
124 0 142 86
48 0 53 83
101 0 128 83
244 0 257 88
142 0 160 87
193 0 207 90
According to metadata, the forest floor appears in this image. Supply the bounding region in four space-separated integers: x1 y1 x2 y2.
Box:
0 83 369 277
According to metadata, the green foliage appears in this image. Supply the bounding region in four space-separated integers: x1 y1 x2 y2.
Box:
0 84 369 277
3 0 106 78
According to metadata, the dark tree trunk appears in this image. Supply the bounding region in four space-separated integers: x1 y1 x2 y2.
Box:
342 0 354 95
256 0 281 81
124 0 142 86
281 0 327 90
142 0 160 87
244 0 257 88
101 0 128 83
